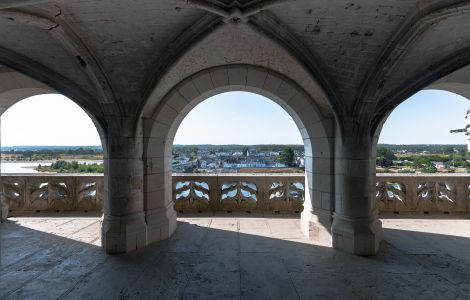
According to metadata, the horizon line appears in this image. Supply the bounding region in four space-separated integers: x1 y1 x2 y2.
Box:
1 143 467 148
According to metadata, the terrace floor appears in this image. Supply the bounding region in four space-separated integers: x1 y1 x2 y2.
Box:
1 214 470 299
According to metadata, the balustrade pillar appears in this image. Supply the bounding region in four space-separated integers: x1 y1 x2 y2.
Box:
332 134 382 255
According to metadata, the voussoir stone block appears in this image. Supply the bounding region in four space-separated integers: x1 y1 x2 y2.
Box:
262 73 282 94
246 69 267 87
227 67 247 87
210 69 229 88
178 80 200 102
191 71 214 94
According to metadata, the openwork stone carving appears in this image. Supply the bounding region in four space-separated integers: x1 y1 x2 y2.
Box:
220 181 257 210
29 181 50 208
376 181 406 204
174 180 210 211
77 181 103 208
269 180 304 211
437 182 456 203
29 179 74 209
2 179 25 210
172 174 304 213
376 175 470 213
417 181 456 211
49 181 69 202
1 175 104 214
375 181 407 212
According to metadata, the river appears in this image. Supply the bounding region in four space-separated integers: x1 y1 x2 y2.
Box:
0 160 103 174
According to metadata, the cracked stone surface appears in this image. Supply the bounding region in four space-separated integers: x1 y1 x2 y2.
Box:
1 214 470 299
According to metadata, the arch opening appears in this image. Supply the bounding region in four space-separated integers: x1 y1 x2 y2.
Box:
374 89 470 216
171 91 306 214
141 65 336 246
172 91 306 169
0 92 106 250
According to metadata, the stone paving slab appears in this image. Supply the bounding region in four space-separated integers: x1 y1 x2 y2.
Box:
1 216 470 299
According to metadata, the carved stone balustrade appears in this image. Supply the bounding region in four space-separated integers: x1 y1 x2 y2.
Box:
1 174 104 214
3 173 470 216
173 173 305 213
376 174 470 213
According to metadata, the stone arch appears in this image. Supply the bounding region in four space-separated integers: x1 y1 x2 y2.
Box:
372 87 470 162
369 65 470 215
141 64 336 246
0 66 147 254
368 72 470 235
0 69 107 143
424 63 470 101
0 70 108 226
0 69 54 114
373 63 470 141
372 68 470 176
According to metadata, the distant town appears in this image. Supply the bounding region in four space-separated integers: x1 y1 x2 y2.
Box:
172 144 305 173
2 144 470 174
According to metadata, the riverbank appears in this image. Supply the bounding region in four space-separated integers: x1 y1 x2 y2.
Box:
1 159 103 174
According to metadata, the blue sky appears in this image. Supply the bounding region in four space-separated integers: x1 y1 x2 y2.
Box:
1 90 469 146
173 92 302 144
379 90 469 144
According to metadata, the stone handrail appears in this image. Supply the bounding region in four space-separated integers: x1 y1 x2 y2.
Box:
376 173 470 213
1 173 306 215
1 174 104 214
3 173 469 216
173 173 305 213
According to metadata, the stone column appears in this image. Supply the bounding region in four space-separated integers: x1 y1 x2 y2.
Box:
300 121 335 247
0 106 7 221
301 158 335 246
331 132 382 255
101 130 148 254
143 146 177 245
0 108 5 221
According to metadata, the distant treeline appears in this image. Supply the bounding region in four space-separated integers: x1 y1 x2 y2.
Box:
3 144 464 155
378 144 467 154
46 160 104 173
1 145 102 151
173 144 304 153
2 148 103 156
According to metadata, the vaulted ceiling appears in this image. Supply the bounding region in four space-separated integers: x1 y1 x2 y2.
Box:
1 0 470 128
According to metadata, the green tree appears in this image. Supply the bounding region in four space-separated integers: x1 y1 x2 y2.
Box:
424 164 438 173
458 147 468 157
443 145 454 154
243 146 249 157
278 147 295 167
376 147 396 167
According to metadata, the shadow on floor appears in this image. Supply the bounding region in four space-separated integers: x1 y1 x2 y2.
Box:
1 217 469 299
